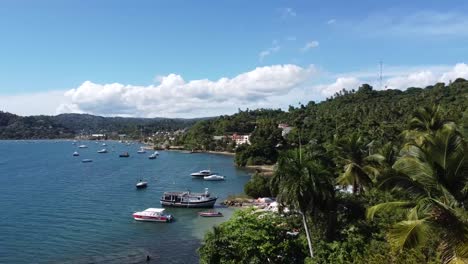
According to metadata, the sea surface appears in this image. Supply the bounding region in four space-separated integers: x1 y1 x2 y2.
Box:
0 140 251 263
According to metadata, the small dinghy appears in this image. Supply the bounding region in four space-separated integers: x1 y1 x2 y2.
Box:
198 211 223 217
136 180 148 189
81 159 93 163
97 149 108 153
137 147 146 154
78 145 88 148
73 151 79 156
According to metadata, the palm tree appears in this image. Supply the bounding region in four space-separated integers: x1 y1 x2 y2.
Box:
333 133 383 194
271 149 333 259
367 123 468 263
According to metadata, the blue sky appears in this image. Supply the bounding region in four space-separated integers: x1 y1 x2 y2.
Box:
0 0 467 117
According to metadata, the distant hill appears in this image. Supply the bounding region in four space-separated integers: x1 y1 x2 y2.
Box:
0 112 207 139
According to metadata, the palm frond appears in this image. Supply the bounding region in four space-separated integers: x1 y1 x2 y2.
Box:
366 201 415 220
388 219 431 252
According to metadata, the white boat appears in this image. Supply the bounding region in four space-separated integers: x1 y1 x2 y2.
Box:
148 152 157 159
81 159 93 163
155 151 159 156
136 180 148 189
190 170 213 177
97 149 108 153
204 175 225 181
78 145 88 148
137 147 146 154
133 208 173 222
102 143 107 146
73 151 79 156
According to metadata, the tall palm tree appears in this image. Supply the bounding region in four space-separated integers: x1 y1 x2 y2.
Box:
271 149 333 259
368 124 468 263
333 133 383 194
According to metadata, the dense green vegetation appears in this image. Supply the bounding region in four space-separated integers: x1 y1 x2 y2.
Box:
181 80 467 167
199 81 468 263
0 112 203 139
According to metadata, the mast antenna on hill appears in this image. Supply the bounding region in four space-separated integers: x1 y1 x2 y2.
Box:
379 60 383 90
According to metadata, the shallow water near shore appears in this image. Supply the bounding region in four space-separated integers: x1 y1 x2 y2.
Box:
0 140 251 263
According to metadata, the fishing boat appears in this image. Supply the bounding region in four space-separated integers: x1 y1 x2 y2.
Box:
97 149 108 153
136 180 148 189
198 211 223 217
160 188 217 208
132 208 173 222
148 151 158 159
81 159 93 163
190 170 213 178
119 152 130 158
204 175 225 181
73 151 79 156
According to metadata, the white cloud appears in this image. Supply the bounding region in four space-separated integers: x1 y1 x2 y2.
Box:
313 63 468 97
327 19 336 25
301 41 319 52
259 41 280 61
57 64 317 118
314 77 361 97
281 8 296 19
0 90 68 116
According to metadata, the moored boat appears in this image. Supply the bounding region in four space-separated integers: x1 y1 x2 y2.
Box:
81 159 93 163
190 170 213 177
148 152 157 159
136 180 148 189
160 188 217 208
137 147 146 154
97 148 108 153
73 151 79 156
204 175 225 181
119 152 130 157
198 210 223 217
78 145 88 148
133 208 173 222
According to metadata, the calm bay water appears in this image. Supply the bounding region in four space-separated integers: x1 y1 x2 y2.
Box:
0 140 251 263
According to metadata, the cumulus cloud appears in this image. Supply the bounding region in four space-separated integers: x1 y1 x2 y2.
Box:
314 77 361 97
0 90 68 116
314 63 468 97
57 64 317 118
301 41 319 52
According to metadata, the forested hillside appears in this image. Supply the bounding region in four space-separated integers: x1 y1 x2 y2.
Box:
0 112 205 139
180 79 467 166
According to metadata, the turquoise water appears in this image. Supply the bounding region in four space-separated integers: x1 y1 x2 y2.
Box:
0 140 251 263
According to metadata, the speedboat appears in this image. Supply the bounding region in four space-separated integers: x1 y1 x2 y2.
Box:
119 152 130 157
199 211 223 217
160 188 217 208
204 175 225 181
81 159 93 163
133 208 173 222
136 180 148 189
73 151 79 156
190 170 213 178
97 149 108 153
78 145 88 148
148 152 157 159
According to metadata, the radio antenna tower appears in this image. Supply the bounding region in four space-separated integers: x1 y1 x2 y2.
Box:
379 60 383 89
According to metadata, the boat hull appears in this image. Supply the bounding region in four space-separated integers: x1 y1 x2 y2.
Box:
133 215 172 222
160 198 217 208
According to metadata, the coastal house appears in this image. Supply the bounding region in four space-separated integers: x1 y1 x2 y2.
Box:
90 133 106 140
231 133 251 145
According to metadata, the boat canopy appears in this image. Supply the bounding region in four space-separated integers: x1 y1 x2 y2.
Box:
143 208 165 213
